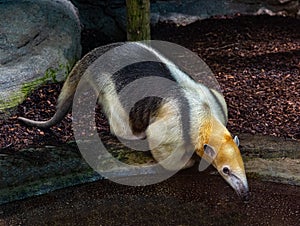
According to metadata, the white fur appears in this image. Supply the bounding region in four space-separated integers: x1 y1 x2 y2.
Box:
80 42 231 170
135 42 227 125
94 73 142 140
93 43 229 169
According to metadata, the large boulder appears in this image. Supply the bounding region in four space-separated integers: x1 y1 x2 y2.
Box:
0 0 81 116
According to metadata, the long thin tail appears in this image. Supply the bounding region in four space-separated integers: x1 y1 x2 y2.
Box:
18 42 124 128
18 97 72 128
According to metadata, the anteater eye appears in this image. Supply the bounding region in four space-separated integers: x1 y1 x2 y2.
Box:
223 167 230 175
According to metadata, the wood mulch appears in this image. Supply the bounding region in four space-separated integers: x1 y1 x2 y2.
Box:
0 15 299 151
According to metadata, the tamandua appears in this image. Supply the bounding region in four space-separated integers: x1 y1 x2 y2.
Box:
18 42 249 201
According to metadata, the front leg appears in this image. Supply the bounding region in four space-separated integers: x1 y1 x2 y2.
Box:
146 116 194 171
150 144 195 171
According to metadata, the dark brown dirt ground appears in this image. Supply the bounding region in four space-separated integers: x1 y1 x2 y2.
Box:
152 15 300 140
0 15 299 226
0 166 299 226
0 15 299 151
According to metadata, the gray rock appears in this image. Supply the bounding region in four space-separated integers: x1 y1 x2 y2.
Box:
0 0 81 116
0 133 299 204
152 0 299 24
70 0 299 41
71 0 125 42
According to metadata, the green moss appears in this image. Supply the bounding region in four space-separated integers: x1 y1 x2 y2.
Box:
0 63 71 113
21 63 71 95
0 89 24 116
246 172 260 179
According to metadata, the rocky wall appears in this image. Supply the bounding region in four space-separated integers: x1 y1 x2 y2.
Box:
72 0 299 38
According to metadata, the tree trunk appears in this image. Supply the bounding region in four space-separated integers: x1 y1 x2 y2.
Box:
126 0 150 41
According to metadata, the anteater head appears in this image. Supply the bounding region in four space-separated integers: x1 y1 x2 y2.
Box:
198 126 249 202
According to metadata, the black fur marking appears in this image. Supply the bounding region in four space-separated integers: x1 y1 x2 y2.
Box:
129 96 163 135
111 61 192 149
111 61 176 93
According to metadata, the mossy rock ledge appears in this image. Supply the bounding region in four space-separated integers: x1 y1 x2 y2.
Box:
0 0 81 117
0 134 299 204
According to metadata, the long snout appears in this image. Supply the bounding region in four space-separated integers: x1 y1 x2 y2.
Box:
227 174 250 202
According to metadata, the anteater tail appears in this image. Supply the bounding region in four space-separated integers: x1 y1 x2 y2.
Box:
18 103 72 129
18 43 124 128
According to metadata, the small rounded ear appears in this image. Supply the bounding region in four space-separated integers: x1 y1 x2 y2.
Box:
203 144 216 159
233 135 240 147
